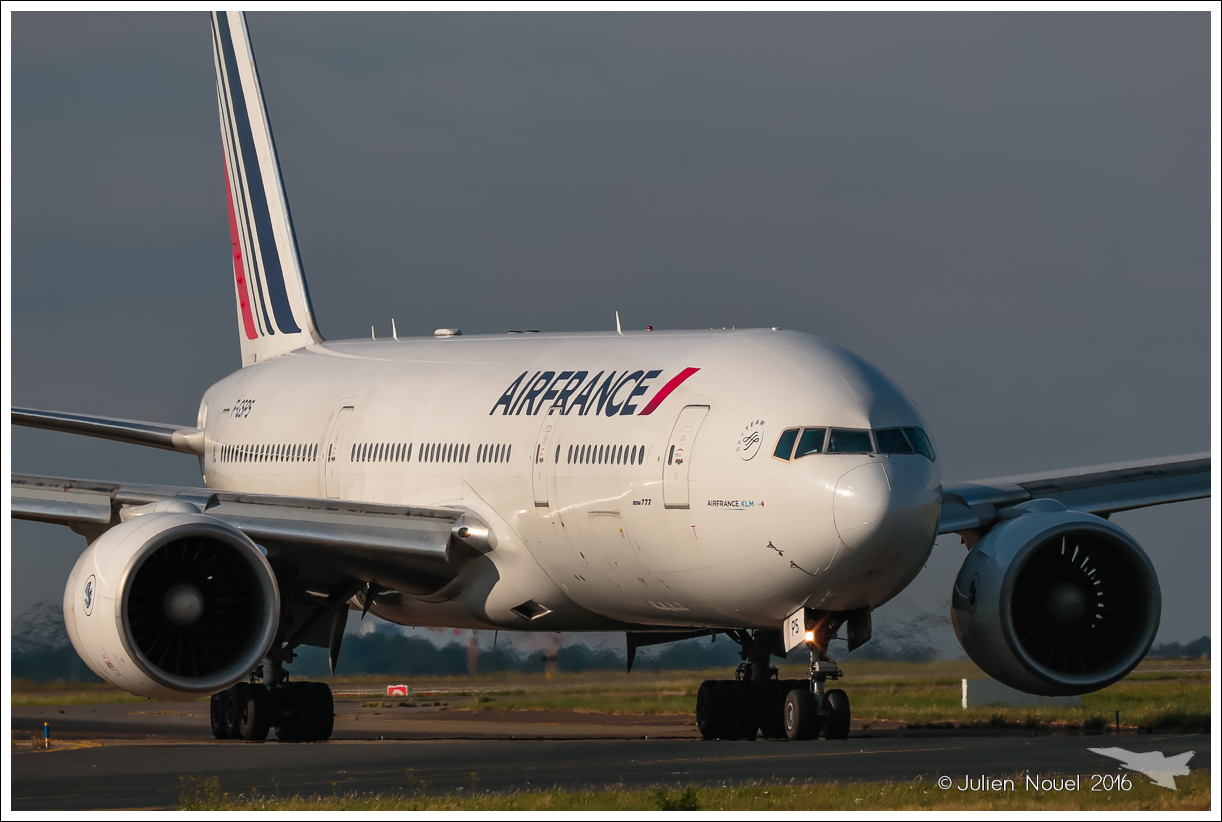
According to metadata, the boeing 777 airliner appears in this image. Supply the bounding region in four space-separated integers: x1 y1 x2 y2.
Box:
11 12 1210 743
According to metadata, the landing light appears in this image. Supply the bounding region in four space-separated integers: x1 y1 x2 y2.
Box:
804 630 815 643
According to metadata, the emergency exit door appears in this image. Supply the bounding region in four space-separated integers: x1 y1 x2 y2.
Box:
533 420 559 507
663 405 709 509
323 406 354 498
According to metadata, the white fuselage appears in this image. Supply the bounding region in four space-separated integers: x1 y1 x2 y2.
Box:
198 328 942 633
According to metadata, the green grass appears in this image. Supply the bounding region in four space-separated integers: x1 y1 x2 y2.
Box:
463 690 696 715
11 692 157 707
177 771 1211 811
9 678 200 707
848 678 1210 731
14 661 1208 730
451 675 1208 730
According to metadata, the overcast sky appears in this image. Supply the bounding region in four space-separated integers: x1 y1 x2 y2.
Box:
8 12 1213 648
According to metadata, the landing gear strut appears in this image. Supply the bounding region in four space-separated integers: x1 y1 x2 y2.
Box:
209 661 335 742
695 628 852 741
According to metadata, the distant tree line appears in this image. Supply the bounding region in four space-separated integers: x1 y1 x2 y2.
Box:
12 632 1209 683
1144 635 1210 659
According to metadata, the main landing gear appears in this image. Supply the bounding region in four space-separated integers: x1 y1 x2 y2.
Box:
696 629 851 741
210 567 362 741
210 662 334 742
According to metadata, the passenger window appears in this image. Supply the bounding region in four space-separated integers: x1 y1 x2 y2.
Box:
875 428 914 454
794 428 826 458
903 427 936 461
827 428 873 454
773 428 799 460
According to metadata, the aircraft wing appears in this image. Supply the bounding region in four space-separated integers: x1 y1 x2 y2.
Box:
938 452 1211 535
12 407 205 455
10 473 490 597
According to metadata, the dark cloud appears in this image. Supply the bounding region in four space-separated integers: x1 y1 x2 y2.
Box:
9 12 1210 645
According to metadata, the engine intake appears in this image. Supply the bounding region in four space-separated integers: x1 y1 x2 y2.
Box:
951 500 1159 696
64 512 279 699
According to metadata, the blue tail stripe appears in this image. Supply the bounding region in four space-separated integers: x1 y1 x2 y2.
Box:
262 87 318 326
216 15 301 335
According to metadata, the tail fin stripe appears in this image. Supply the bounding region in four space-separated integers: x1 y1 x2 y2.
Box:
211 11 323 366
215 14 301 334
212 25 274 338
266 132 318 322
224 157 259 340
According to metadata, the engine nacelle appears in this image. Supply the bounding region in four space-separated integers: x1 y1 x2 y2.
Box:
63 510 279 700
951 500 1160 696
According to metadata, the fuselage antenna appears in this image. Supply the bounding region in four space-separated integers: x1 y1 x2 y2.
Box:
615 311 623 336
392 319 399 341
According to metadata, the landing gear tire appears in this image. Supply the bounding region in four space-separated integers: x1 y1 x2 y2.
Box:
760 680 803 739
697 680 758 740
696 680 721 740
237 683 272 741
305 681 335 741
209 692 230 739
223 682 249 739
275 681 309 742
275 681 334 742
728 681 759 740
824 688 851 740
784 689 819 741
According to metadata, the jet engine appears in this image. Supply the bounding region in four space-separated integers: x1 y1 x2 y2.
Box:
950 499 1160 696
63 509 279 700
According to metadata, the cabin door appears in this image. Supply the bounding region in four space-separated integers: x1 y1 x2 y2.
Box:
662 405 709 509
532 419 561 507
323 406 354 498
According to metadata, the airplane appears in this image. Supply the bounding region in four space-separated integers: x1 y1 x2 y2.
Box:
1087 747 1195 791
10 11 1211 743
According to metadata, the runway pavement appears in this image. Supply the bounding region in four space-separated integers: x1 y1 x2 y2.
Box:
9 702 1210 810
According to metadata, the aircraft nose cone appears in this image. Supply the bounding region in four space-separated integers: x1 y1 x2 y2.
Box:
834 462 937 558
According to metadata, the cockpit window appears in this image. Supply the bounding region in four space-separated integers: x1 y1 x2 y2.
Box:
826 428 873 454
903 427 936 461
874 427 914 454
773 428 799 460
773 425 934 461
794 428 826 458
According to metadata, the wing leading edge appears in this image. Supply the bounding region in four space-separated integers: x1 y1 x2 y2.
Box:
938 452 1211 535
12 408 205 456
11 474 490 597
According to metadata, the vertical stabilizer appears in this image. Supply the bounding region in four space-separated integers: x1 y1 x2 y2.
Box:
211 11 322 366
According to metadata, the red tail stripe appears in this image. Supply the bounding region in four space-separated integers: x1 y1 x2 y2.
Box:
224 157 259 341
638 367 700 416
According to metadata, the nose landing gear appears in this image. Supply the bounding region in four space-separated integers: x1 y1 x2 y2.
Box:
782 658 850 741
695 628 852 741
